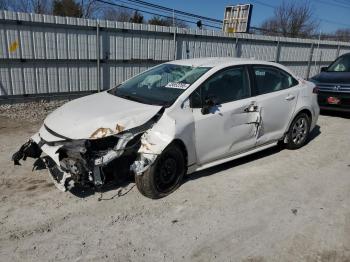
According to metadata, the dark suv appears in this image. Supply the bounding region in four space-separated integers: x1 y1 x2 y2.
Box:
311 53 350 112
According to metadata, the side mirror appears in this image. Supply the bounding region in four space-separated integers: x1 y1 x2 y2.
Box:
320 66 328 72
201 95 219 115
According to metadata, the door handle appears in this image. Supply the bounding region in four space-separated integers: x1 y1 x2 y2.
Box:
244 102 258 112
285 95 295 101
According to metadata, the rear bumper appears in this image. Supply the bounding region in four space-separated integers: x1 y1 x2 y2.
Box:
318 91 350 112
319 106 350 112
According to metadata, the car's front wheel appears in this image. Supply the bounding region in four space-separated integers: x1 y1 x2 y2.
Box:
285 113 310 150
135 144 185 199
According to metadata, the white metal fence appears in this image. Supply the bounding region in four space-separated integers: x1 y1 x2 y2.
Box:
1 10 350 97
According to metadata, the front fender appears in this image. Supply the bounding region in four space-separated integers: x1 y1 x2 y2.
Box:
138 113 176 155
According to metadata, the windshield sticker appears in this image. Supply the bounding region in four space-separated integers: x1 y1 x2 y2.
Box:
165 82 190 89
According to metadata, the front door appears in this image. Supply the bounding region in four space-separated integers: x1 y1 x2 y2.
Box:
191 66 259 165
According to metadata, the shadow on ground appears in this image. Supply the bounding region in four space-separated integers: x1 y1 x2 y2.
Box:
321 110 350 119
69 174 135 199
185 124 321 183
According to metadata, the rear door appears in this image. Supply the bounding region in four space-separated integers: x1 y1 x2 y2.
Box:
191 66 259 164
250 65 300 145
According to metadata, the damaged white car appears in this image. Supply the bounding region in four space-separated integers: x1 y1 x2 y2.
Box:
12 58 319 198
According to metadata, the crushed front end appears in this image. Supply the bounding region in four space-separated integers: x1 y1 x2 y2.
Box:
12 108 164 192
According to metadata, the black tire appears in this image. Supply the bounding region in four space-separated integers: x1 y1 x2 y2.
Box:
135 144 185 199
285 113 310 150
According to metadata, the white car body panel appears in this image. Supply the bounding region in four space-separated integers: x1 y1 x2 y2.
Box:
13 57 320 192
192 97 258 164
44 91 162 140
254 86 300 145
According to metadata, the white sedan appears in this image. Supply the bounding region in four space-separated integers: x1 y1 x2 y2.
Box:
12 58 319 198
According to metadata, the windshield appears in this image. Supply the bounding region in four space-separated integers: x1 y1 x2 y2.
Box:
108 64 211 106
327 55 350 72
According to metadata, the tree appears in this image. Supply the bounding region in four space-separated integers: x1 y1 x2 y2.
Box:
129 10 143 23
260 1 319 38
53 0 83 17
334 29 350 42
33 0 50 14
148 16 170 26
148 15 188 28
102 6 132 22
0 0 8 10
80 0 104 18
8 0 52 14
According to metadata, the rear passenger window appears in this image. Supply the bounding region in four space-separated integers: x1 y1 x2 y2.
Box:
253 66 298 95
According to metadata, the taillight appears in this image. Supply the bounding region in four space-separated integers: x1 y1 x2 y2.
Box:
313 86 319 94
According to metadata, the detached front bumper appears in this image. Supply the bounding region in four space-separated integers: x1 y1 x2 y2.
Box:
12 128 159 192
12 133 93 191
12 107 166 192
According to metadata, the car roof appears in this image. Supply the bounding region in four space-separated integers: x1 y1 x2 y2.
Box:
340 52 350 58
168 57 281 68
167 57 298 78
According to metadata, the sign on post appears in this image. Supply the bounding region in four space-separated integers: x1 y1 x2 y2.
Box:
223 4 253 33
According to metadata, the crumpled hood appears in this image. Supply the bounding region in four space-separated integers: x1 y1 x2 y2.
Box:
43 92 162 140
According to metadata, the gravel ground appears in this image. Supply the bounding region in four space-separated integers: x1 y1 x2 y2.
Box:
0 100 68 122
0 105 349 262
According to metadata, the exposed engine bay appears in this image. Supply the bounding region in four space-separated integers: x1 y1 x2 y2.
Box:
12 108 164 192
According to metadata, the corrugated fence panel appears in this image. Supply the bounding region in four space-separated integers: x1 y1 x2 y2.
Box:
339 47 350 56
0 65 11 95
19 26 33 58
56 28 68 59
45 29 57 59
240 40 276 61
319 46 338 62
36 66 48 94
33 28 46 59
0 26 8 58
7 24 21 59
10 64 24 95
280 43 311 62
78 30 89 60
68 29 79 60
1 10 350 97
47 66 59 93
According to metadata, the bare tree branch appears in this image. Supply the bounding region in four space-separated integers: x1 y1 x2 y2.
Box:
260 1 319 38
148 15 188 28
102 6 132 22
0 0 9 10
80 0 104 18
8 0 52 14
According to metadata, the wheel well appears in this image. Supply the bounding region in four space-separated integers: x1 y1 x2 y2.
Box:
283 109 313 142
296 109 312 122
172 139 188 167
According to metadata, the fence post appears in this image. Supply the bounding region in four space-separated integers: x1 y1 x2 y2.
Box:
336 44 341 58
306 43 314 79
96 22 101 92
235 37 240 57
275 41 281 62
173 27 177 60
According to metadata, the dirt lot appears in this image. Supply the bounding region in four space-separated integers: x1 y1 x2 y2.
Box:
0 106 349 262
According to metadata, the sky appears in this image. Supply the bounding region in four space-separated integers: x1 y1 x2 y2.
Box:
143 0 350 33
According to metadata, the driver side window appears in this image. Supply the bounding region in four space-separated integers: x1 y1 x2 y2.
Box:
191 67 251 108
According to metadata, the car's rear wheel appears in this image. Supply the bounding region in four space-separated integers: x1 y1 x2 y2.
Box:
135 144 185 199
285 113 310 150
